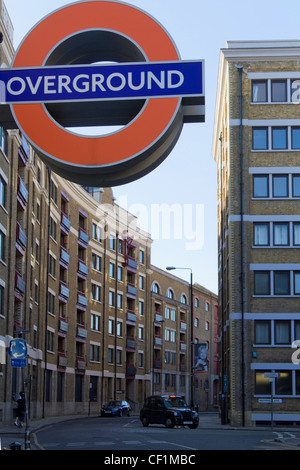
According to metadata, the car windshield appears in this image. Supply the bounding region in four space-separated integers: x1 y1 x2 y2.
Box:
163 396 188 408
105 401 121 406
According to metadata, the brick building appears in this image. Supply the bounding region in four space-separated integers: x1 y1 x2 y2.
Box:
213 40 300 426
0 1 218 424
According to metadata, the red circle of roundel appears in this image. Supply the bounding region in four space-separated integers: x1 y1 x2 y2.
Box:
10 1 182 186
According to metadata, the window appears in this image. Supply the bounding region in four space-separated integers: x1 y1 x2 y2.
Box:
292 175 300 197
91 313 100 332
275 321 290 344
117 293 122 309
274 271 290 295
291 127 300 149
48 292 55 314
50 218 57 240
152 283 159 293
117 266 123 281
91 283 101 302
92 223 101 242
254 271 270 295
167 288 174 299
271 80 287 102
171 308 176 321
165 306 170 319
254 223 269 246
273 223 289 246
138 326 144 340
181 294 187 304
255 320 271 344
252 127 268 150
92 253 101 272
272 127 287 149
109 291 114 306
139 249 144 264
0 230 5 261
109 262 115 278
253 175 268 198
139 300 144 316
255 371 271 395
273 175 288 197
108 319 114 335
275 371 292 395
90 344 100 362
252 80 267 102
0 176 7 208
294 223 300 245
294 272 300 295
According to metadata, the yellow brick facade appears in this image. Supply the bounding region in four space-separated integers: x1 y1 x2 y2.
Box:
213 41 300 426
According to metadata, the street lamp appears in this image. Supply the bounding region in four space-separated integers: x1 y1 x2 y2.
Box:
166 266 194 408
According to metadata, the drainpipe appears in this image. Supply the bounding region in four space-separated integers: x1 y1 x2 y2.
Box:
236 64 245 427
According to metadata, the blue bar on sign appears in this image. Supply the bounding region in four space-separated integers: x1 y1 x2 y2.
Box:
0 60 204 104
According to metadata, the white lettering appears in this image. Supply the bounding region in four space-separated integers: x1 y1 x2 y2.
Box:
44 75 56 94
58 75 72 93
147 71 165 89
73 74 89 93
7 77 26 95
26 76 43 94
128 72 145 90
107 73 126 91
92 74 106 92
168 70 184 88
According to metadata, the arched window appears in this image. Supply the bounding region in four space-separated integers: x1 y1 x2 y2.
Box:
181 294 187 304
167 288 174 299
152 282 160 294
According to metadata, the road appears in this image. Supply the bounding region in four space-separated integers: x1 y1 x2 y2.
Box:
32 415 300 451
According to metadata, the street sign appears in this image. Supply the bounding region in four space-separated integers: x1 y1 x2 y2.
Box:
10 358 27 368
264 372 280 379
9 338 27 359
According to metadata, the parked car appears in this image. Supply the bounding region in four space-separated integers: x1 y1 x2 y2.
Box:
140 395 199 428
101 400 131 417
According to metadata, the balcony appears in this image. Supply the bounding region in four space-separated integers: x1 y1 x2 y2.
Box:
59 317 68 335
180 321 187 331
126 283 137 299
180 341 187 352
78 227 89 247
76 357 86 373
59 281 69 303
16 222 27 254
127 257 137 273
15 271 25 300
59 246 70 268
126 310 137 324
154 336 162 346
58 353 67 369
180 362 186 372
126 364 136 379
78 259 89 279
126 337 136 351
17 175 28 209
76 323 87 341
60 211 71 234
154 359 162 369
77 291 88 310
155 313 163 323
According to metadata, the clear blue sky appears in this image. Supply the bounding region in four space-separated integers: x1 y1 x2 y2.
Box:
5 0 300 293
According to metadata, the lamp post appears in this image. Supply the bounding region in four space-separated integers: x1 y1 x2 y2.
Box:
166 266 194 408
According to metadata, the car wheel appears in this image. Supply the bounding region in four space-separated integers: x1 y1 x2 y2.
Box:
142 417 149 427
165 417 174 428
188 423 198 429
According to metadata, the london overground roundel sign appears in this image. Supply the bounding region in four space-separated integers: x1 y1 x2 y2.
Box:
1 1 204 186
